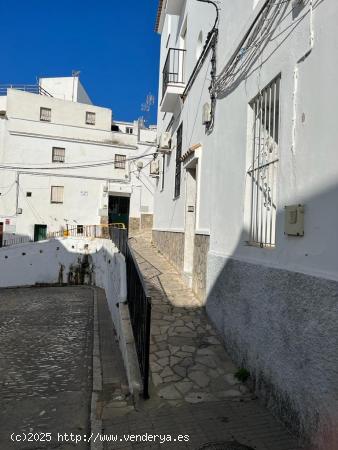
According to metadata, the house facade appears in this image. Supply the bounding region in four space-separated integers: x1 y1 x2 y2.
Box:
153 0 338 448
0 77 157 244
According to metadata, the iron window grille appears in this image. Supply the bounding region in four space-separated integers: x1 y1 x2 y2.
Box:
247 75 281 247
52 147 65 163
40 107 51 122
174 123 183 198
115 154 126 169
50 186 64 204
86 111 96 125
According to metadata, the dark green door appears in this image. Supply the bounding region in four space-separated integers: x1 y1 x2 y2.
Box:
34 224 47 242
108 196 130 228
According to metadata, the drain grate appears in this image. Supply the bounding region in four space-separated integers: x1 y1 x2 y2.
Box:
198 442 255 450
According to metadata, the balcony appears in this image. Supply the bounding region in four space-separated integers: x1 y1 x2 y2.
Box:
161 48 186 113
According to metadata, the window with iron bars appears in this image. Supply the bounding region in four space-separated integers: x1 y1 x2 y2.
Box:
50 186 64 204
40 107 51 122
52 147 65 163
86 111 96 125
174 123 183 198
247 75 281 247
114 154 126 169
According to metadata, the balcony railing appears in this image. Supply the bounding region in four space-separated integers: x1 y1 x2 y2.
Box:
0 84 53 97
162 48 186 99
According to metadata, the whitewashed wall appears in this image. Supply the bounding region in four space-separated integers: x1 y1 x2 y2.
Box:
0 88 157 239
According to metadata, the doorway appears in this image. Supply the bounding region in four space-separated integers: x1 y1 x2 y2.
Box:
0 222 3 248
183 165 197 284
34 224 47 242
108 195 130 229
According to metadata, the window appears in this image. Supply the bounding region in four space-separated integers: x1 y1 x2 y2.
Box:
247 75 281 247
126 127 133 134
40 107 51 122
174 123 183 198
86 111 96 125
114 154 126 169
111 124 120 132
26 192 32 197
52 147 65 163
51 186 64 204
77 225 84 234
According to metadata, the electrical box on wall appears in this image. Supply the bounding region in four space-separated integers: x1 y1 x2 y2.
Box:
284 204 305 236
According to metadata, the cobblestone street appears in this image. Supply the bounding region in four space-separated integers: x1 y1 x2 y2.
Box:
0 286 93 449
99 233 304 450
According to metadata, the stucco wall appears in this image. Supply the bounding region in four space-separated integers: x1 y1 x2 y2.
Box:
0 89 156 239
206 254 338 449
154 1 338 447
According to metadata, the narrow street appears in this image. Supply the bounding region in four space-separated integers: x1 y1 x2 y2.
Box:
0 286 93 449
98 232 304 450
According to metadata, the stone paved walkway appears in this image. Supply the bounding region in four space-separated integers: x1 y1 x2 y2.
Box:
99 232 304 450
0 286 93 449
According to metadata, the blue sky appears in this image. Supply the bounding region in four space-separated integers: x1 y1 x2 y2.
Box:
0 0 160 124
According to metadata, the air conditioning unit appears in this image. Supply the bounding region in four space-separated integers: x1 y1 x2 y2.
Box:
150 160 160 177
158 132 171 153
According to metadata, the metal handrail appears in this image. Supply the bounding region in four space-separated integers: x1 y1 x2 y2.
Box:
0 84 53 97
125 242 151 399
162 48 186 98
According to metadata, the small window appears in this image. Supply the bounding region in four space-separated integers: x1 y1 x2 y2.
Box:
40 107 51 122
77 225 84 234
51 186 64 204
26 192 32 197
52 147 65 163
114 154 126 169
126 127 133 134
111 124 120 132
86 111 96 125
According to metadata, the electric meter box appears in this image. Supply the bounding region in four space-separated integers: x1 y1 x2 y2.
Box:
284 204 305 236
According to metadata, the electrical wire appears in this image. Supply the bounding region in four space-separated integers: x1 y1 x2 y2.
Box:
0 152 157 171
0 181 16 198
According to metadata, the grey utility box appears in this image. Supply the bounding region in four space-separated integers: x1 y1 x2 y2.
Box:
284 204 305 236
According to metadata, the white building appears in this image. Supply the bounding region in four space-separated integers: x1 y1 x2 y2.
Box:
0 77 157 244
153 1 338 448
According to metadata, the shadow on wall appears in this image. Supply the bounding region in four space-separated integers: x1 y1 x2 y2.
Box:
205 183 338 450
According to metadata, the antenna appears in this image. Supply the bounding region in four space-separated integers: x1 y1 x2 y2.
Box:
141 93 155 126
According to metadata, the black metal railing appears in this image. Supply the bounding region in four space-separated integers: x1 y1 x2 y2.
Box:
3 236 32 247
109 227 128 256
162 48 186 98
125 244 151 399
0 84 53 97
